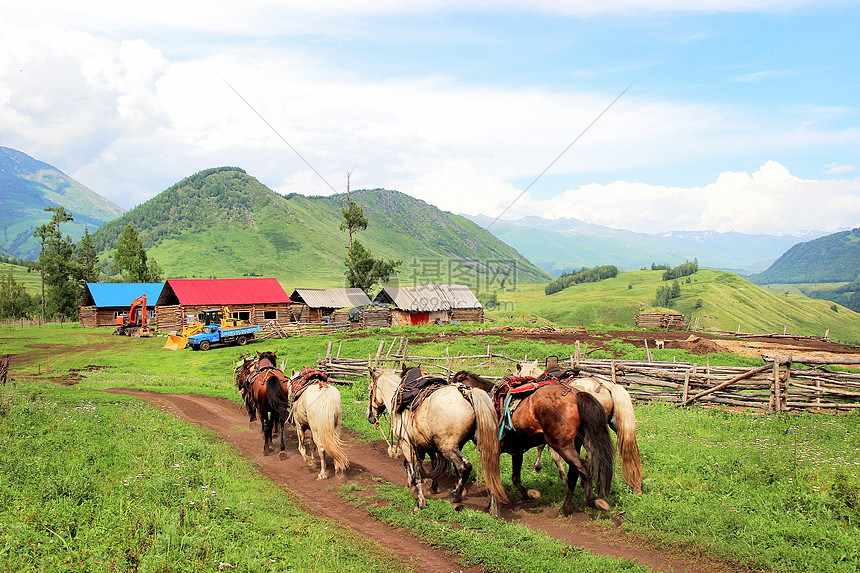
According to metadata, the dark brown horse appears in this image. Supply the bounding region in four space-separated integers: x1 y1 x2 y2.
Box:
452 370 614 515
245 351 290 458
234 354 258 427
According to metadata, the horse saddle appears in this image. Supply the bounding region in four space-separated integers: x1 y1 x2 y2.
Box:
394 366 448 413
290 367 328 401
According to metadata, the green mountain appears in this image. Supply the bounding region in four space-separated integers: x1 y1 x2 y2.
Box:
749 228 860 284
0 146 125 259
91 167 551 289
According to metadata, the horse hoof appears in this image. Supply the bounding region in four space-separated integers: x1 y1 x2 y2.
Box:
317 473 328 480
411 507 421 515
452 503 463 512
279 451 287 460
593 499 611 511
527 489 541 499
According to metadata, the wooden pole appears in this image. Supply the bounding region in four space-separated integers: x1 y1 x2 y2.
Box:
682 371 690 404
611 360 617 384
682 364 773 406
773 360 782 413
644 339 652 363
575 340 581 362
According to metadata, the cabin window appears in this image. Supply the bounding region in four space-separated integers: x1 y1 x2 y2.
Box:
232 311 251 321
263 310 277 320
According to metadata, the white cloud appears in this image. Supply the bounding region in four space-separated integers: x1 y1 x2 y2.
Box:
514 161 860 234
825 162 856 174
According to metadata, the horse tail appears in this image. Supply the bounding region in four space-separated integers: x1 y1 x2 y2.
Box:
577 391 614 499
607 382 642 493
308 385 350 473
266 374 290 421
469 388 509 504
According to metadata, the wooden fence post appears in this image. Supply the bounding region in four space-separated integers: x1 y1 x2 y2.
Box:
644 339 652 363
772 359 782 413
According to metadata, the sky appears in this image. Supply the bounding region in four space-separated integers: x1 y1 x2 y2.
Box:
2 1 859 235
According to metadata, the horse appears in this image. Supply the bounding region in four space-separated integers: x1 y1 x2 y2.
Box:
245 350 290 458
233 354 258 427
451 370 614 515
516 359 643 493
367 366 508 516
267 367 349 479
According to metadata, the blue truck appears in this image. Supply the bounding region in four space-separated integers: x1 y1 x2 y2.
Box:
187 324 261 351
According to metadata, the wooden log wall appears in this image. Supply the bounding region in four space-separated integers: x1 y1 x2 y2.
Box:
451 308 484 323
313 337 860 412
359 306 390 328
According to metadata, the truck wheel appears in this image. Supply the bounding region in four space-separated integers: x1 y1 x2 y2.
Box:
199 340 211 351
236 336 248 346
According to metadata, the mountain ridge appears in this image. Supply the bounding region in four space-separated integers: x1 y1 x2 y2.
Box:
0 146 125 258
90 167 552 288
464 214 830 277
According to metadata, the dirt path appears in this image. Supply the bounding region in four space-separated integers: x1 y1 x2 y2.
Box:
108 389 743 573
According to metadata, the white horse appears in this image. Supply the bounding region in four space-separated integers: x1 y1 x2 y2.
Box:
517 359 643 493
367 367 508 516
268 368 349 479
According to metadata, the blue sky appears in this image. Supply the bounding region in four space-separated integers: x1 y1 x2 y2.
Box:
2 1 858 234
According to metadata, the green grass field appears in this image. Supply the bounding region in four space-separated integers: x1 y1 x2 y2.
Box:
488 270 860 345
2 323 858 572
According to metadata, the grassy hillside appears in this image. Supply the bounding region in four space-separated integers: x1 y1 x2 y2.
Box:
490 269 860 344
91 167 551 288
0 146 125 259
0 261 42 294
750 228 860 284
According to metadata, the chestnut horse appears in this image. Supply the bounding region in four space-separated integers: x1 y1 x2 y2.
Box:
233 354 258 427
517 359 642 493
452 370 614 515
246 351 289 458
367 367 508 516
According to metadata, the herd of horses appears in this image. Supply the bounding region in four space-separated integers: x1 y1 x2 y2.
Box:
233 351 642 517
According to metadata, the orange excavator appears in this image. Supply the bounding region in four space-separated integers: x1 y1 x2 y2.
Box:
113 295 152 337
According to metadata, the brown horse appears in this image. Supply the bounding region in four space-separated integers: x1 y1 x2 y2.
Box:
245 351 290 458
233 354 258 427
452 370 614 515
367 367 508 516
517 359 643 493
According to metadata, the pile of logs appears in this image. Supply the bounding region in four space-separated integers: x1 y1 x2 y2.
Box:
635 312 688 330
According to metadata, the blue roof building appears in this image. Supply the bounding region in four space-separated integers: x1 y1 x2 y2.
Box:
79 283 165 327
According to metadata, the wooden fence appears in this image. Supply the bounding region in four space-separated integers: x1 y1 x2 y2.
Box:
313 336 860 413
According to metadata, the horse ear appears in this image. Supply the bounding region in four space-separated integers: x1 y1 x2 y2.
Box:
531 358 538 367
291 369 296 376
515 363 522 374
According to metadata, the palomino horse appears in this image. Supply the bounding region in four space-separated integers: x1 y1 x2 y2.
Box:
245 351 289 459
367 367 508 516
452 370 614 515
517 359 643 493
267 367 349 479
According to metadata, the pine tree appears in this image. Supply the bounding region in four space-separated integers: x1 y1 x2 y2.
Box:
33 207 80 319
112 224 162 282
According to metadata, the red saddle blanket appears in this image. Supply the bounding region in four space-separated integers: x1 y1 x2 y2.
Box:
290 367 329 401
492 376 558 417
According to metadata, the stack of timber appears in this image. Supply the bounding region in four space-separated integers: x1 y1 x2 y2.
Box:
257 320 352 340
358 306 391 328
635 312 687 330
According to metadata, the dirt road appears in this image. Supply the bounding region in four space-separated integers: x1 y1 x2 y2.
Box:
108 388 743 573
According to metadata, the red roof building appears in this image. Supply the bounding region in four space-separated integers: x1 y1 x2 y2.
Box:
154 278 292 332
